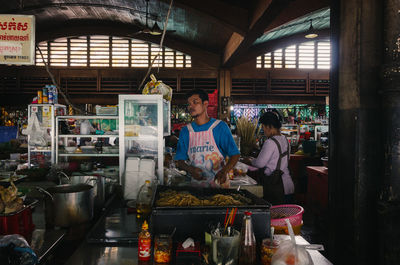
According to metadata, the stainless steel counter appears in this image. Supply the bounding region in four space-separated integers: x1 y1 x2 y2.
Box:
31 229 66 263
65 203 333 265
65 236 333 265
66 244 138 265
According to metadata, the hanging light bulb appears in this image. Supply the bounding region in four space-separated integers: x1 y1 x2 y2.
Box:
150 22 163 35
305 19 318 39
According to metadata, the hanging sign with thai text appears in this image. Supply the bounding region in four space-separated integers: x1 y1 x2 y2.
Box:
0 14 35 65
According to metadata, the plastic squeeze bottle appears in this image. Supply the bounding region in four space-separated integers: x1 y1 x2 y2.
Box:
138 220 151 261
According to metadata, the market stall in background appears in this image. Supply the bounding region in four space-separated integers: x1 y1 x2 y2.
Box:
0 78 331 264
0 2 332 263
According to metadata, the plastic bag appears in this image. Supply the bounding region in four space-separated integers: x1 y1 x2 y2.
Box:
0 234 38 265
271 219 313 265
234 161 248 177
80 120 95 135
22 113 48 147
142 74 173 101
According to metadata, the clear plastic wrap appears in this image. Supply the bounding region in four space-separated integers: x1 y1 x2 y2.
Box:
22 113 49 147
271 219 313 265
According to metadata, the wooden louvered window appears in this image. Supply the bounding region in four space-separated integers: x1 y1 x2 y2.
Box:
35 42 48 66
164 47 174 67
50 38 68 66
150 43 162 67
89 36 110 67
273 49 283 68
264 53 272 68
257 40 330 69
131 40 149 67
35 35 191 68
256 56 262 68
112 37 129 67
284 45 296 68
176 52 184 68
317 42 330 69
185 55 192 67
70 36 87 67
298 42 315 69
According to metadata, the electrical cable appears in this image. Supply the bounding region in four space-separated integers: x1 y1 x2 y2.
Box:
137 0 174 90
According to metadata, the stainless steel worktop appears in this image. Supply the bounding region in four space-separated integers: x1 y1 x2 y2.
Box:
65 203 333 265
65 244 138 265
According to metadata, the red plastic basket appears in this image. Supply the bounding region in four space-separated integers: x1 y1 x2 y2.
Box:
270 204 304 227
0 202 36 239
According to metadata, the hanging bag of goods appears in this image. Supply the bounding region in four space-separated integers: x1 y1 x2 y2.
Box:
142 74 173 101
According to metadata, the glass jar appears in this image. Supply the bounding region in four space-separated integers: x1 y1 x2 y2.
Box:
260 238 280 265
154 234 172 263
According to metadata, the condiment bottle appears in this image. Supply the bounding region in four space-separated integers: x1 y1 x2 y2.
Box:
138 220 151 261
239 211 256 265
136 180 153 218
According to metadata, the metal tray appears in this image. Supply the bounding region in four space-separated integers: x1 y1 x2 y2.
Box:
151 185 270 210
151 185 271 241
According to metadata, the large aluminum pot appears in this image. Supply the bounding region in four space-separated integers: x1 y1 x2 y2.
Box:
37 184 94 227
67 175 105 211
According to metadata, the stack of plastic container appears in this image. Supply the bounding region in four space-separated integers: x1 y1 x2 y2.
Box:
124 157 156 200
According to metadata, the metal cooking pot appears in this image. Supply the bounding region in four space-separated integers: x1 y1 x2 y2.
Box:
37 184 94 227
66 175 105 211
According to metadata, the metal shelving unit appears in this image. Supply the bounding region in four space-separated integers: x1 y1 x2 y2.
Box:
27 104 66 167
55 115 119 164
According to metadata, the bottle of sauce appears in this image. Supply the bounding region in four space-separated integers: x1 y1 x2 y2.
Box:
138 220 151 261
239 211 256 265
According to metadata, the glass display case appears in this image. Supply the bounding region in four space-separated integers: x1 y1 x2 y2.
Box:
118 95 170 185
27 104 66 167
315 125 329 143
281 124 299 147
55 115 119 164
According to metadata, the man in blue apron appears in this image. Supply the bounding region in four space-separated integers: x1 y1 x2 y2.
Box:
175 89 240 187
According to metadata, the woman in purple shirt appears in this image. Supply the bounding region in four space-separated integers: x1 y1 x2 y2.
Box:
244 112 295 204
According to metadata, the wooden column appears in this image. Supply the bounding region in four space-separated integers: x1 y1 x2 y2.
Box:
329 0 383 264
218 69 231 120
378 0 400 264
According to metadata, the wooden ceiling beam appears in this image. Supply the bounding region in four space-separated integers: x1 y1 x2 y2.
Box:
222 0 292 67
158 0 248 36
223 0 330 68
236 29 330 66
37 20 221 68
263 0 330 33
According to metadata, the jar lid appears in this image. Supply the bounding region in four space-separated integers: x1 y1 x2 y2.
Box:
244 211 252 216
